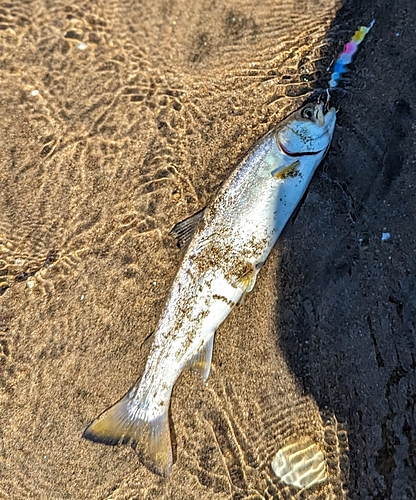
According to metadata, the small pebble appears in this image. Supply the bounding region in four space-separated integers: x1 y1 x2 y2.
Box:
77 42 87 50
27 278 36 289
31 89 39 96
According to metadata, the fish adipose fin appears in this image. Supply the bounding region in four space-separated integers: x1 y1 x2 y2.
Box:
189 335 214 383
170 208 205 249
83 391 173 476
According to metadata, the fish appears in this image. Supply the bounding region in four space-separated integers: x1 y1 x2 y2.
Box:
82 99 336 476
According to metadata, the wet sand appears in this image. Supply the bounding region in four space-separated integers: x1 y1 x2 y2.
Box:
0 0 415 498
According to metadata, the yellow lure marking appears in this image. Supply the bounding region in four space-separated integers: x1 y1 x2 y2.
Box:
272 160 301 180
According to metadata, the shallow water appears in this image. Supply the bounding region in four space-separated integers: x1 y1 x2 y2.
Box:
1 0 415 498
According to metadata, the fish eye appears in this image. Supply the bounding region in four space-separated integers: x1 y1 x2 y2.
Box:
301 106 315 120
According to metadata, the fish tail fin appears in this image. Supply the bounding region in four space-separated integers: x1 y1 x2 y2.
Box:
83 391 173 476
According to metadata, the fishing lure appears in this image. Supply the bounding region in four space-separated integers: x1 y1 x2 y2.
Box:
329 20 375 88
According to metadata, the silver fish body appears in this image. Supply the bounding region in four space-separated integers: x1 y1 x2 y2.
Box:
83 101 336 476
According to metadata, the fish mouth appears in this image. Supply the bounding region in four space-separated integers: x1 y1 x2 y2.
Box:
278 140 325 157
277 105 336 156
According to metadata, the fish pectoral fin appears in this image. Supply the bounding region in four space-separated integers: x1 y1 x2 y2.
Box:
189 335 214 383
83 391 173 477
170 208 205 249
271 160 301 180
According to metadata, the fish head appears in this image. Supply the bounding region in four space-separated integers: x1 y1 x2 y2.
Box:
275 101 336 156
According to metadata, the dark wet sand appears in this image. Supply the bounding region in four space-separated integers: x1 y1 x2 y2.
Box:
0 0 415 498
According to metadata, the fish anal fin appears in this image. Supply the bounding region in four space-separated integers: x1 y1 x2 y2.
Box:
83 392 173 477
271 160 301 180
170 208 205 249
189 335 214 383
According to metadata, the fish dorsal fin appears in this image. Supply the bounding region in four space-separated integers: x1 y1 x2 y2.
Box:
189 335 214 383
170 208 205 249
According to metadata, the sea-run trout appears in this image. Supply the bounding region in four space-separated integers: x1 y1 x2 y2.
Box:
83 99 336 476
